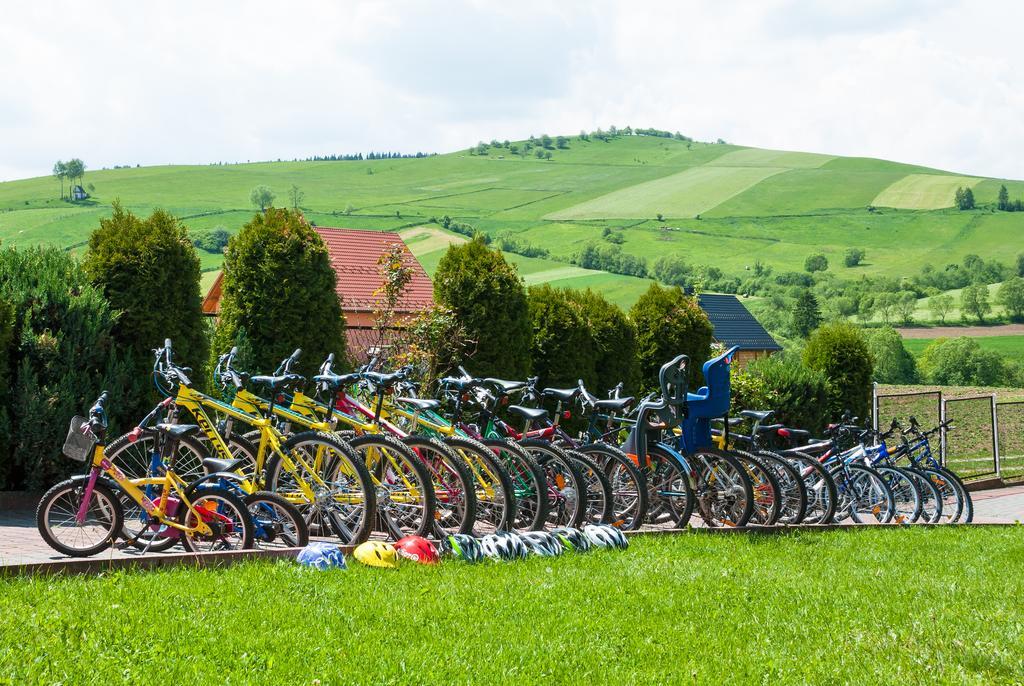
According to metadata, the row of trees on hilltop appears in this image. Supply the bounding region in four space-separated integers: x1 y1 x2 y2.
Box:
52 159 86 199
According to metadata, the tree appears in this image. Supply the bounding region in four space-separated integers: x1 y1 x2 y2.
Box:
997 276 1024 321
804 253 829 273
998 184 1010 211
1017 253 1024 277
928 293 954 324
84 204 209 414
732 354 830 433
528 285 599 391
571 289 638 393
288 184 305 210
960 284 991 323
211 208 346 379
954 186 975 210
193 227 231 253
803 322 873 421
52 160 67 199
372 242 415 355
843 247 866 268
895 291 917 325
791 290 821 337
630 282 713 389
920 337 1012 386
434 236 531 378
391 304 469 389
65 158 85 191
250 185 276 211
652 254 692 288
874 292 898 325
866 327 917 384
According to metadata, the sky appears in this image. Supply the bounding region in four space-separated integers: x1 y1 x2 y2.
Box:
2 0 1023 182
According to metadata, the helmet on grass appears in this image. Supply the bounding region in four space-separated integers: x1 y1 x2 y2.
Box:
551 526 591 553
481 531 528 561
395 535 439 564
519 530 563 557
584 523 628 550
441 533 484 563
354 541 398 569
296 542 347 570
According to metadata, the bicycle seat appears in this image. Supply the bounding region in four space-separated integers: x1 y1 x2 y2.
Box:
508 405 548 422
155 423 199 438
542 387 578 402
752 423 784 434
778 427 810 439
484 378 527 394
314 372 361 389
740 409 774 422
363 370 404 388
251 373 303 391
202 456 248 473
439 376 478 391
397 397 440 412
593 397 633 411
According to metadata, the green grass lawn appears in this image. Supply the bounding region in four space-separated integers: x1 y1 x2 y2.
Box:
3 135 1024 309
2 528 1022 684
903 334 1024 358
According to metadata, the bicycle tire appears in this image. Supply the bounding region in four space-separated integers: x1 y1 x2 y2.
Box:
829 463 894 524
566 449 614 525
875 465 922 524
444 435 516 535
402 435 477 537
176 485 254 552
480 438 548 531
245 490 309 549
943 469 974 523
518 438 587 529
756 450 808 525
903 467 942 524
784 451 837 525
732 450 781 526
37 476 123 557
576 441 648 530
645 443 695 528
693 449 754 527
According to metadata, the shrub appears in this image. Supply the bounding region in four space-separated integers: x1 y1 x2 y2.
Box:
0 247 131 489
630 282 712 389
731 354 830 433
866 327 917 384
434 236 531 378
570 289 638 394
528 285 599 390
804 253 829 273
803 322 873 421
193 227 231 253
997 277 1024 321
211 208 346 379
919 337 1015 386
84 204 209 412
843 248 866 268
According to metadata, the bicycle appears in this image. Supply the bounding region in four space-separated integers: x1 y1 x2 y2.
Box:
37 392 255 557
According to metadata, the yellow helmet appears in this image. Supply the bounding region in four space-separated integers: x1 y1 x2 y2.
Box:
354 541 398 569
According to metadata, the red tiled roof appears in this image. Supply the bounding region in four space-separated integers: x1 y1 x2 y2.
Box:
315 227 434 313
202 271 224 315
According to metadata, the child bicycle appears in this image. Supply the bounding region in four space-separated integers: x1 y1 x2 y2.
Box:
37 392 255 557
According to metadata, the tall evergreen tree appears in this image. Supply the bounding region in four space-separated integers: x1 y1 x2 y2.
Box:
792 290 822 337
998 184 1010 211
434 237 531 378
211 208 346 379
630 282 712 389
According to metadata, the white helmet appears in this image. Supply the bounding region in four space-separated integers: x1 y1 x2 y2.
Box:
481 531 528 561
550 526 591 553
519 530 564 557
583 523 629 550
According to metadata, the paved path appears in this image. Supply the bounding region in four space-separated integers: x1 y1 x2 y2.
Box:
4 485 1023 570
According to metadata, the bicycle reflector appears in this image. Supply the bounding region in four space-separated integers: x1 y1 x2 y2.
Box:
562 410 571 420
777 428 790 438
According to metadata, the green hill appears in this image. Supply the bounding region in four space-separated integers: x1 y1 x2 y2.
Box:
3 134 1023 307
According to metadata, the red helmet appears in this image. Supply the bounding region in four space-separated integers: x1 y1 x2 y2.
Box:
395 535 439 564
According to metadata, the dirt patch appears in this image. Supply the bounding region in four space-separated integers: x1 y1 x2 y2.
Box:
898 324 1024 339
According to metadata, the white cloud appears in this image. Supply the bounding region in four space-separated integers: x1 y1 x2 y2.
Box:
1 0 1022 181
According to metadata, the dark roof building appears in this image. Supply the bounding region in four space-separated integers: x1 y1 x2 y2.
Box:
697 293 781 361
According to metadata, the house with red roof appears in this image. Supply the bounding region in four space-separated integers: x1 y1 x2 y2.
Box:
202 227 434 362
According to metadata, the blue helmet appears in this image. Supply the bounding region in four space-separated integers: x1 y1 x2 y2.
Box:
296 542 347 570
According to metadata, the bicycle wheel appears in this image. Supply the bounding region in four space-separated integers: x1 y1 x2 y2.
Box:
875 465 922 524
646 443 694 528
692 449 754 527
944 469 974 523
518 438 586 529
444 436 516 535
245 490 309 549
757 451 807 525
402 435 476 538
830 464 894 524
577 442 648 530
266 431 376 545
566 449 613 525
919 467 961 524
481 438 548 531
37 477 123 557
903 467 942 524
346 433 435 539
176 485 254 552
104 431 208 552
733 450 781 526
784 452 837 525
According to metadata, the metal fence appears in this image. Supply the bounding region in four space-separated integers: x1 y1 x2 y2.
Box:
873 386 1023 483
997 401 1024 480
942 395 997 479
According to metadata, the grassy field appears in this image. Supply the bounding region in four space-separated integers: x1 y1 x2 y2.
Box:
3 135 1024 308
903 334 1024 358
1 528 1022 684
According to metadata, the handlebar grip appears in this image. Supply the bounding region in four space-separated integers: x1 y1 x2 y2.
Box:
230 346 238 356
164 338 172 350
89 391 109 416
127 426 143 443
